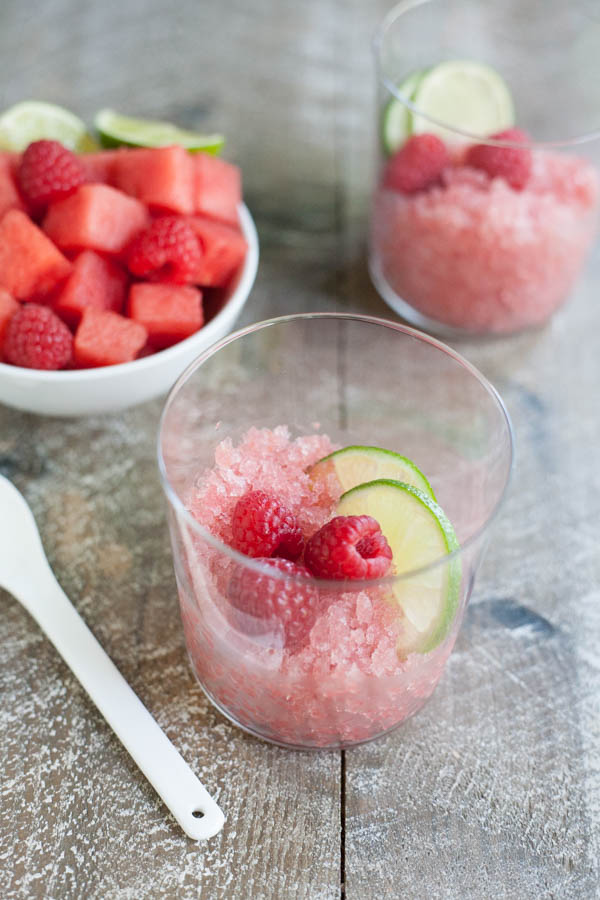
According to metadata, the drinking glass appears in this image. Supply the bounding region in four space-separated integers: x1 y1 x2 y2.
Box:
369 0 600 336
158 314 513 749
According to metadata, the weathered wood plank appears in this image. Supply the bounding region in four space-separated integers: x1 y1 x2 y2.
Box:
0 0 345 896
1 0 600 897
338 1 600 895
0 407 341 900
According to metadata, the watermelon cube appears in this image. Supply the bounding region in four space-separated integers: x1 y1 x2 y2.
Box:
0 289 19 359
0 151 20 172
0 153 23 218
128 283 203 348
112 145 194 214
81 149 124 185
193 153 241 226
54 250 128 326
187 215 247 287
43 184 149 255
0 209 72 299
74 308 147 367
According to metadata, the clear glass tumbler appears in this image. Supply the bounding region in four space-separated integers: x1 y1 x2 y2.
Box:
158 314 513 749
369 0 600 336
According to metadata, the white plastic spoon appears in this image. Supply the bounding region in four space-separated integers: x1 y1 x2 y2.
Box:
0 474 224 841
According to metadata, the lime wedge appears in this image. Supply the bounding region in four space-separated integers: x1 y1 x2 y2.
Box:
0 101 97 152
337 479 461 656
381 69 426 155
411 60 514 142
94 109 225 154
309 445 435 499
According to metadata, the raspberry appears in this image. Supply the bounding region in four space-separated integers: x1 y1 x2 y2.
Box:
18 140 87 213
465 128 532 190
3 303 73 370
231 490 304 560
227 558 320 650
127 216 202 284
304 515 393 580
383 134 449 194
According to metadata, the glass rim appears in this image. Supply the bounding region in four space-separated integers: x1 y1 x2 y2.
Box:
157 312 515 589
373 0 600 149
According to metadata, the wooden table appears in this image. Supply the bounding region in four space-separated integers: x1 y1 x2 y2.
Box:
1 2 599 897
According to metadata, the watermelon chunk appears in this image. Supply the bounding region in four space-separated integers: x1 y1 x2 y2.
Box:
0 151 20 171
0 153 23 218
192 153 241 226
112 145 194 214
74 308 147 367
0 209 72 299
187 215 247 287
81 149 124 185
0 289 19 359
54 250 128 326
43 184 149 255
128 283 203 349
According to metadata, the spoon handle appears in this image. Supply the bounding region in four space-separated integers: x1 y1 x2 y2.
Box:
19 564 224 841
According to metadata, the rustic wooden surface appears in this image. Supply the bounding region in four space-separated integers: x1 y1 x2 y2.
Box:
1 1 599 898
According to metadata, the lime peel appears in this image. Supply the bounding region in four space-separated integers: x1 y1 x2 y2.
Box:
94 109 225 154
381 69 426 155
410 59 515 142
336 478 461 657
0 100 97 152
309 444 436 500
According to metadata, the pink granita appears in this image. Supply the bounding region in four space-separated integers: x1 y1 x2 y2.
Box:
370 150 599 333
186 425 338 543
178 426 458 748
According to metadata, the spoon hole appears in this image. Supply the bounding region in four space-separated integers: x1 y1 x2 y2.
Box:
192 809 205 819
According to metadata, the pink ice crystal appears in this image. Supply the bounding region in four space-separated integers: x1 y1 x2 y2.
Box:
179 427 455 747
371 150 599 333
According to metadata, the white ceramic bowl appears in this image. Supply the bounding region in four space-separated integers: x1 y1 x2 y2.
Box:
0 204 259 417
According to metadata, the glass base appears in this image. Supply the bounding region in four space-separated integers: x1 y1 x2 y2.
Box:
368 252 549 341
188 651 434 752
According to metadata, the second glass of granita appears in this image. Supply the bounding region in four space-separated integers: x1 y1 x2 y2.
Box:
369 0 600 336
158 314 513 749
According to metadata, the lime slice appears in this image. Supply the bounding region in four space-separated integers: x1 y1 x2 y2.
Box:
411 60 514 142
381 70 425 155
0 101 97 152
337 479 461 656
309 445 435 499
94 109 225 154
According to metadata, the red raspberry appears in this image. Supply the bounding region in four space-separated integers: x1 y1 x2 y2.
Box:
304 515 393 580
383 133 449 194
465 128 532 190
227 558 320 650
127 216 202 284
18 140 87 213
231 490 304 560
3 303 73 370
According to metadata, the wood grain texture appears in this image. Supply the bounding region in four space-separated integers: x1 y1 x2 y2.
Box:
0 411 341 900
1 0 600 897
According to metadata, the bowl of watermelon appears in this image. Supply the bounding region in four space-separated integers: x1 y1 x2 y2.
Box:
0 115 258 416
